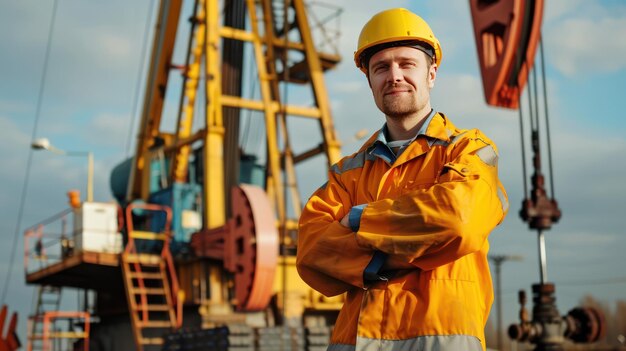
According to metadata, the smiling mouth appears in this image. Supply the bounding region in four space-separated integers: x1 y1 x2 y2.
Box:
384 90 409 96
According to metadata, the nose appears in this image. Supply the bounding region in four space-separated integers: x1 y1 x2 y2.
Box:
387 64 403 83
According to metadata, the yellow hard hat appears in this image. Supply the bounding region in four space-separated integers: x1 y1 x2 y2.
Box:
354 8 442 72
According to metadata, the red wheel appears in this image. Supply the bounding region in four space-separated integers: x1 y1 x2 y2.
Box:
226 185 279 311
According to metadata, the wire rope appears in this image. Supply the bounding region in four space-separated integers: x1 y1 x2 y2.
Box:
532 65 541 140
540 38 556 199
125 1 157 157
518 105 529 199
1 0 59 304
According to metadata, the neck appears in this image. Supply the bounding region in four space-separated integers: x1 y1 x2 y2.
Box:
385 106 432 141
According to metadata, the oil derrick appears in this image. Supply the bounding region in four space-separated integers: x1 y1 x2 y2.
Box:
112 0 340 350
22 1 344 349
469 0 605 349
119 0 344 328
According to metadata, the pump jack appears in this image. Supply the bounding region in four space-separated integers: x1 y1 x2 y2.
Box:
469 0 605 349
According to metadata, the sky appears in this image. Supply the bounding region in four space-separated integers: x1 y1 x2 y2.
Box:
1 0 626 345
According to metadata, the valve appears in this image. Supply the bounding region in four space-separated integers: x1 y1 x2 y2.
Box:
508 283 605 351
564 307 605 343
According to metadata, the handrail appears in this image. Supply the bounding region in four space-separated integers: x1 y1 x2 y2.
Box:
23 208 73 233
38 311 90 351
123 203 181 328
24 208 72 274
24 204 124 274
124 203 173 254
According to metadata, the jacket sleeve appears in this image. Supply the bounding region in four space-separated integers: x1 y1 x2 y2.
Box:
296 170 375 297
355 130 509 271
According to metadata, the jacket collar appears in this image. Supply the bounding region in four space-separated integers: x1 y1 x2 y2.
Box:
423 111 453 144
358 111 455 166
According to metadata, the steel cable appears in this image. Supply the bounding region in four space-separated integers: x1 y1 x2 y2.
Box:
1 0 59 304
125 1 157 157
540 38 556 199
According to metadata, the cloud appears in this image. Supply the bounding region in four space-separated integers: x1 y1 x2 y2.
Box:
0 2 54 48
71 27 135 70
0 116 30 174
0 99 32 115
543 1 626 77
88 112 132 147
546 16 626 77
558 231 619 246
0 1 150 113
330 81 363 94
544 0 586 22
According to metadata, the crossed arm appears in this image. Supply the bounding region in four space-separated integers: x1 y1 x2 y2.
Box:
296 135 508 296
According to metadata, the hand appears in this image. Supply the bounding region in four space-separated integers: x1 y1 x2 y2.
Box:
339 213 350 228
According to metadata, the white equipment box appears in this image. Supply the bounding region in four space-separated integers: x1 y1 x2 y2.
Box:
74 202 123 253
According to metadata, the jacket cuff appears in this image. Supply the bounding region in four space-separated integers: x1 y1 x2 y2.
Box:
348 204 367 232
363 250 388 283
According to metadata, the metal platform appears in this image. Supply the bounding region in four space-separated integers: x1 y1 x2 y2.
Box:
26 251 121 291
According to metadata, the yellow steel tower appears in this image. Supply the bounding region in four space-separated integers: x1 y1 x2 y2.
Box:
24 0 344 350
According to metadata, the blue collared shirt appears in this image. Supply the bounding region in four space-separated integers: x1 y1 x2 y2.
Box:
367 108 437 166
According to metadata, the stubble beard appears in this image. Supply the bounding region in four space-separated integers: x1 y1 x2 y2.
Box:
379 73 431 121
381 94 423 120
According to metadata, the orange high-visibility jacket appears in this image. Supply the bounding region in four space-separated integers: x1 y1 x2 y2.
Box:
297 112 509 351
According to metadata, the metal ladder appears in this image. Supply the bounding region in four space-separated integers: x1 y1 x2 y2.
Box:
27 286 61 351
121 204 180 351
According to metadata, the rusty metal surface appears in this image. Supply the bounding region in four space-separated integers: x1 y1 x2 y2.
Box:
25 251 120 290
192 185 279 311
520 159 561 231
469 0 544 109
0 305 20 351
229 185 279 311
508 284 607 350
565 307 606 343
189 225 228 259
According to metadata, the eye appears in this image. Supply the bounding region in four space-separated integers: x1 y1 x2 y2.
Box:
400 61 417 69
372 64 388 73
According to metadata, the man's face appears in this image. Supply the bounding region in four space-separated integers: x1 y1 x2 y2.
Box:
368 46 437 119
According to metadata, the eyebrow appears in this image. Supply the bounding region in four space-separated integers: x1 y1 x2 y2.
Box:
370 55 421 69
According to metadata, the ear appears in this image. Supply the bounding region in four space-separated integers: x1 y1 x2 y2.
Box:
428 64 438 89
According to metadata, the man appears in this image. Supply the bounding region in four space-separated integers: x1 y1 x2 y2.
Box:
296 7 509 351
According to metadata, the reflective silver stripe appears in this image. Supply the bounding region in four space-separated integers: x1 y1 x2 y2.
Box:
331 150 368 175
449 131 468 145
498 186 509 213
429 138 450 147
327 344 355 351
356 334 482 351
476 144 498 166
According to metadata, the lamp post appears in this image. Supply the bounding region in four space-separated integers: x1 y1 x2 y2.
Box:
31 138 94 202
489 254 523 351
